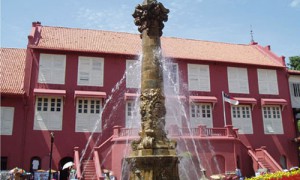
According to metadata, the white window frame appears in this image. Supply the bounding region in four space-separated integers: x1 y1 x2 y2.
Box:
165 98 182 128
257 69 279 95
262 105 283 134
289 76 300 108
1 107 15 135
125 100 140 128
77 56 104 86
231 105 253 134
38 53 66 84
227 67 249 94
76 98 102 132
126 60 141 88
188 64 210 91
34 96 63 131
190 103 213 128
292 83 300 97
164 63 179 92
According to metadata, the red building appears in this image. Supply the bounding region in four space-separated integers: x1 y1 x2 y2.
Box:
1 22 298 179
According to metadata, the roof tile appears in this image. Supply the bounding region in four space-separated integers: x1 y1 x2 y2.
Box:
0 48 26 95
31 26 283 67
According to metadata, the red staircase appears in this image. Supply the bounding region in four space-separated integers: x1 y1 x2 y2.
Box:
248 147 283 173
73 135 113 180
81 160 97 180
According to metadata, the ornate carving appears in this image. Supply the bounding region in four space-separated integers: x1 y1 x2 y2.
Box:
140 89 165 132
132 0 169 36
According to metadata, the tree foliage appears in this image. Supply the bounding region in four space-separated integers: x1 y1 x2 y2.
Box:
288 56 300 70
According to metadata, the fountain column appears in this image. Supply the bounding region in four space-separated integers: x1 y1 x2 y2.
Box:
126 0 180 179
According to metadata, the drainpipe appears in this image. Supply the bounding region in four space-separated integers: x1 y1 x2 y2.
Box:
20 94 29 168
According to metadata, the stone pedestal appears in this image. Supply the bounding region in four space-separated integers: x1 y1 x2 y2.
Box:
127 155 179 180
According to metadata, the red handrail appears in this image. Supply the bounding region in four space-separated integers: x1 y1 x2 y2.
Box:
93 148 102 180
248 149 265 172
74 147 82 179
260 148 283 172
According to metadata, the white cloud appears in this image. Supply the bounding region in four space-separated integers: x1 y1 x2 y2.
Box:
75 6 136 33
290 0 300 8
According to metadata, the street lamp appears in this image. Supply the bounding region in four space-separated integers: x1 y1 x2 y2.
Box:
48 132 54 180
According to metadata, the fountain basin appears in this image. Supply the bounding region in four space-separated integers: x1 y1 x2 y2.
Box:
126 155 179 180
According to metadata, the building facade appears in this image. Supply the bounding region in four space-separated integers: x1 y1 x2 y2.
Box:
1 22 298 179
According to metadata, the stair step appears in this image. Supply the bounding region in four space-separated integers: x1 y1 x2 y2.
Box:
81 159 97 180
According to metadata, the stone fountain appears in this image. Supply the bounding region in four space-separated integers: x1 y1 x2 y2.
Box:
125 0 180 179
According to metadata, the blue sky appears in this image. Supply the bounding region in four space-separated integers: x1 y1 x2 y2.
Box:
1 0 299 63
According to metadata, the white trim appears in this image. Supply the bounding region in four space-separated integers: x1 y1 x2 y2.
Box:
126 60 140 88
34 96 63 131
227 67 249 94
38 53 66 84
231 105 253 134
0 107 15 135
77 56 104 87
188 64 210 91
75 98 102 132
190 102 213 128
125 100 140 128
262 105 283 134
257 69 279 95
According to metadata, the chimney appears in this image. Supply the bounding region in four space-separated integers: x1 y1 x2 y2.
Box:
28 21 42 45
32 21 42 27
281 56 286 65
265 45 271 51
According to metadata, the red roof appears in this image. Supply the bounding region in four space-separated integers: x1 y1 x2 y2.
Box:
288 69 300 75
0 48 26 95
29 25 284 68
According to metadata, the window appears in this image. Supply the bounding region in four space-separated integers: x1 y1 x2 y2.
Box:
190 103 213 128
262 106 283 134
257 69 278 95
76 98 102 132
164 63 179 92
125 101 140 128
0 107 14 135
34 97 63 130
292 83 300 97
289 76 300 108
165 98 182 128
227 67 249 94
38 54 66 84
188 64 210 91
231 105 253 134
126 60 140 88
78 56 104 86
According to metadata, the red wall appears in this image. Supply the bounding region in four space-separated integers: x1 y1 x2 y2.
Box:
17 50 137 171
1 95 27 168
2 48 298 177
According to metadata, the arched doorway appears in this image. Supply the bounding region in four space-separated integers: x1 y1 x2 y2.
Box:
59 157 73 180
30 156 41 173
280 155 287 169
211 155 225 175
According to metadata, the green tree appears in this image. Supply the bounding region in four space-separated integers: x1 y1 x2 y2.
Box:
288 56 300 70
